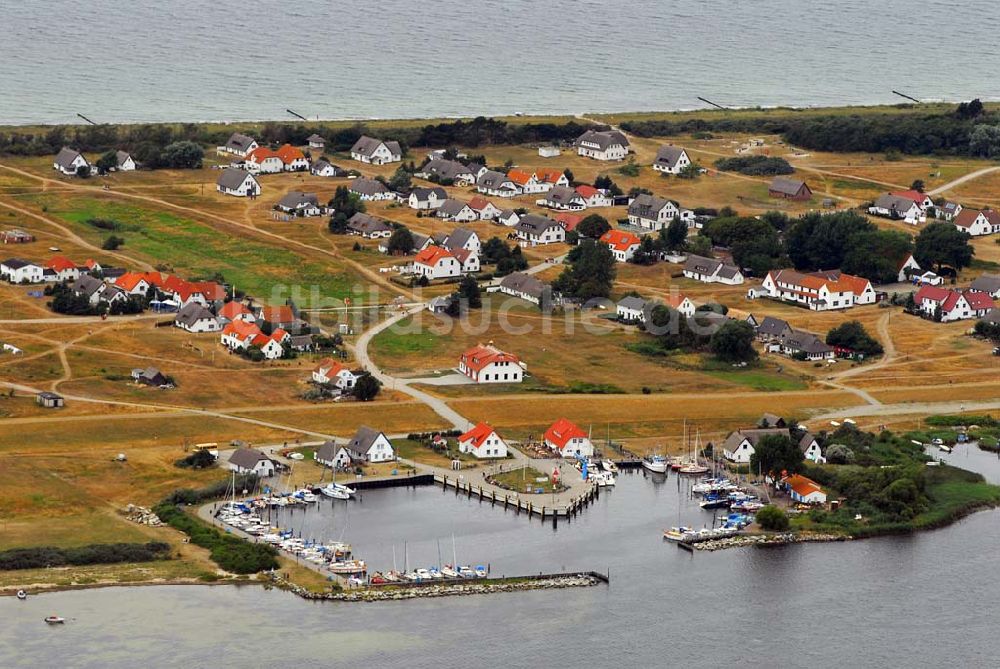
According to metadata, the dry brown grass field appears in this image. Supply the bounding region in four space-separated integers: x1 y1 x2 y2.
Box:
4 111 1000 586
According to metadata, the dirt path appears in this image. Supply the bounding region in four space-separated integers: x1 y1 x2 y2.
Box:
928 166 1000 195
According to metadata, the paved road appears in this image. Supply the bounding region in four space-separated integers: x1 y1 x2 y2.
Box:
351 305 471 431
928 166 1000 196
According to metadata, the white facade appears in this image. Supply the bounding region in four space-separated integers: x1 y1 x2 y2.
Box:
459 429 508 459
351 143 400 165
175 316 221 333
414 253 461 279
0 261 44 284
217 172 261 197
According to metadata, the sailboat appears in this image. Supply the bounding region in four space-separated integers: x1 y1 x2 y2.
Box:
679 428 709 475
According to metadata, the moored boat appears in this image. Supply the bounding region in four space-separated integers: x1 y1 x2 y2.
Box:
642 455 670 474
17 590 27 600
44 616 65 624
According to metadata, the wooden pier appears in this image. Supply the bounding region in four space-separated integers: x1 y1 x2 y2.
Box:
433 474 601 523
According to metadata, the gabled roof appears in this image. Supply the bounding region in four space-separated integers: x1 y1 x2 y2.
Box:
477 170 515 189
115 150 134 167
544 418 587 448
468 196 494 212
260 305 295 324
218 301 252 320
346 425 387 456
275 144 305 164
954 208 1000 230
600 229 642 251
224 133 256 152
628 193 674 218
277 191 319 209
217 167 255 190
347 212 392 235
314 357 348 378
411 186 447 201
459 422 499 449
1 257 39 270
315 440 338 463
552 213 583 231
222 319 263 341
780 329 833 354
71 274 105 297
970 273 1000 295
307 134 325 143
444 227 477 251
964 289 995 311
873 193 921 212
914 284 952 304
438 199 473 218
798 432 818 452
769 177 809 196
784 473 825 498
545 185 584 205
54 147 87 171
423 159 474 180
653 145 687 168
351 135 400 158
516 214 560 235
892 189 930 204
574 129 629 150
617 296 647 311
229 447 269 469
246 146 281 164
506 169 536 186
349 178 389 196
461 344 519 372
175 302 218 327
414 245 455 266
47 255 77 272
499 272 546 299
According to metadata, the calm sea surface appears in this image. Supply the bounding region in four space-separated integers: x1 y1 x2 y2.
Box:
1 0 999 125
3 445 1000 668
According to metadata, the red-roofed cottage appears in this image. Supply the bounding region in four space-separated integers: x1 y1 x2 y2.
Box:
599 229 643 262
414 245 461 280
458 422 508 459
544 418 593 457
312 357 357 390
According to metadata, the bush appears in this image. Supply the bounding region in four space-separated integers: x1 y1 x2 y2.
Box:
154 503 278 574
174 449 218 469
0 542 171 570
102 234 125 250
714 155 793 176
756 505 790 531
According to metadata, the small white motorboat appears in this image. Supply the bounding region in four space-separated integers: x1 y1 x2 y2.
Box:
16 590 27 600
601 460 619 474
642 455 670 474
44 616 65 625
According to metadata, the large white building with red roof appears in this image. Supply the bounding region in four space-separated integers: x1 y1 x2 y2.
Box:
220 319 287 359
413 245 461 279
761 269 875 311
458 422 508 459
544 418 593 457
915 285 995 322
459 344 523 383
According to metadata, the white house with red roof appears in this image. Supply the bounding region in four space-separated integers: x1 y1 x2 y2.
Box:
783 474 827 504
113 271 159 296
218 301 255 324
311 357 357 389
468 196 501 221
664 292 696 317
458 422 508 459
954 209 1000 237
507 169 551 194
220 320 286 359
46 255 81 282
459 344 523 383
575 185 612 208
599 229 642 262
413 245 461 280
915 285 995 322
894 189 934 211
245 147 284 174
544 418 593 457
869 193 926 224
761 269 875 311
452 248 480 274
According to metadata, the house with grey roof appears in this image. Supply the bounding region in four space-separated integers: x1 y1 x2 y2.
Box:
515 214 565 246
437 199 478 222
216 168 260 198
540 185 586 211
311 159 341 177
768 177 812 201
408 186 447 210
574 129 630 161
418 159 476 185
348 178 393 201
131 366 171 388
347 213 393 239
307 134 326 150
936 201 963 221
652 146 691 174
755 316 793 341
442 227 481 254
628 193 681 231
869 194 924 224
314 440 340 468
276 191 321 216
617 296 649 323
71 274 107 305
498 209 521 227
777 329 834 361
476 170 521 198
722 427 791 464
682 254 744 285
350 135 402 165
799 432 823 462
218 132 259 158
227 448 275 477
341 426 395 463
970 273 1000 298
53 147 91 176
497 272 550 306
115 150 137 171
174 303 221 333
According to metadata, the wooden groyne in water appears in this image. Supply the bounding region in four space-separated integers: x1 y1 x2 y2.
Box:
433 474 601 523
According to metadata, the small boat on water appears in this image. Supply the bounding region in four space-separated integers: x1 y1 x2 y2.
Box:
679 463 710 475
440 566 460 578
642 455 670 474
17 590 27 600
699 496 730 510
329 560 367 575
663 527 694 542
320 484 350 500
44 616 65 625
602 460 619 474
938 444 953 453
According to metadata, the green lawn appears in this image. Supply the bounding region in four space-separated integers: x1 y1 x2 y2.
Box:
369 316 443 356
702 368 807 392
18 194 359 307
490 467 563 494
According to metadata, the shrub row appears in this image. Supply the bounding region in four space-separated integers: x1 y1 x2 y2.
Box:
0 542 170 570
